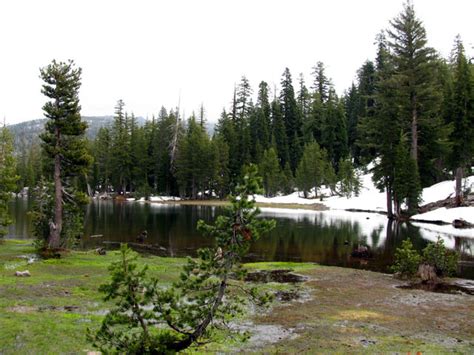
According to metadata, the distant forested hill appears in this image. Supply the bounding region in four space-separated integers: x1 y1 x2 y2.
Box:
9 116 146 151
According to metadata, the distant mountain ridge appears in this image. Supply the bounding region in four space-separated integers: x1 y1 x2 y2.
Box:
9 115 215 152
9 116 146 151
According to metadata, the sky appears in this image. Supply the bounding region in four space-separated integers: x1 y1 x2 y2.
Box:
1 0 473 125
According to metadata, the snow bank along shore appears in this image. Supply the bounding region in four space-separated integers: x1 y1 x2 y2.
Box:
133 171 474 238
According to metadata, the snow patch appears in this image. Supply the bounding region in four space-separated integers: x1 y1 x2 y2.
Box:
149 196 181 202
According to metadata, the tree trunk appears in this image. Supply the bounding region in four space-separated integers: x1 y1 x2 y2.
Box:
393 193 401 220
386 185 393 219
455 167 463 206
49 128 62 249
410 98 418 163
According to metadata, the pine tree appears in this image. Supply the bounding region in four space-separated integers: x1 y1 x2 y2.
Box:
210 136 230 199
351 60 376 164
271 98 289 168
368 32 401 219
281 162 295 195
321 90 348 167
92 127 112 193
129 114 148 195
295 141 325 198
175 116 212 198
337 158 361 198
297 73 311 136
259 148 281 197
0 125 19 238
280 68 302 172
312 61 331 103
110 100 131 194
387 1 446 188
393 133 421 216
447 36 474 205
90 165 275 352
215 110 239 185
38 60 92 248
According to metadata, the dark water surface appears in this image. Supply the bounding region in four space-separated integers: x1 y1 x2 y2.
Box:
7 198 474 278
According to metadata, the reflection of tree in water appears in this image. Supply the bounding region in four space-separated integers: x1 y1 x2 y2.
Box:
7 198 33 239
10 200 474 278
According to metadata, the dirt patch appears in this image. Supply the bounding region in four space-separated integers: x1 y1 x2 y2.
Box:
275 290 300 301
7 306 37 313
245 269 308 283
246 267 474 353
231 321 299 350
38 305 80 312
398 282 474 295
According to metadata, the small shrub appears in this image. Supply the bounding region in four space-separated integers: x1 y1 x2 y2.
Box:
422 237 459 277
391 239 421 278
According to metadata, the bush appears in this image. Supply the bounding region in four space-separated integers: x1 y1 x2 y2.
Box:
422 237 459 277
391 239 421 278
392 237 459 279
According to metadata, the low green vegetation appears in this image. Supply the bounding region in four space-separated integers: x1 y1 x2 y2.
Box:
392 237 459 279
391 239 422 278
89 165 276 352
2 239 473 354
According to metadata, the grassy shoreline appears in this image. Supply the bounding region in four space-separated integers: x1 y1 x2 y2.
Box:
1 240 473 353
130 198 329 211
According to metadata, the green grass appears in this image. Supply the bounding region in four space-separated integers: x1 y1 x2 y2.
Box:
0 240 304 354
0 240 188 353
1 240 472 354
243 261 319 272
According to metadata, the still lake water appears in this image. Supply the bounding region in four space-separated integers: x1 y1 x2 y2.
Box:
7 198 474 278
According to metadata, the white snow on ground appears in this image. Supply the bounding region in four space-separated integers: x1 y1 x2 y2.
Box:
254 192 321 205
412 207 474 224
149 196 181 202
323 172 387 211
420 175 474 205
254 171 474 238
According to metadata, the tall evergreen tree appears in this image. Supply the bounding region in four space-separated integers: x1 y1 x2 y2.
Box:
38 60 92 248
312 61 331 103
210 136 230 199
110 100 131 194
295 141 325 198
387 1 447 187
92 127 112 193
352 60 376 164
0 125 19 238
259 148 281 197
280 68 302 172
297 73 311 138
392 133 421 216
215 110 239 184
270 98 289 168
367 32 401 219
447 36 474 205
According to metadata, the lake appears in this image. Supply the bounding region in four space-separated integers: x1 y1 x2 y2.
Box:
7 198 474 278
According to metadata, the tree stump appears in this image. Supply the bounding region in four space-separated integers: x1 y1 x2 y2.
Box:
418 263 437 283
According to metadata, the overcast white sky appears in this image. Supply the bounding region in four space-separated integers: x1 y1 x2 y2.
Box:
1 0 473 124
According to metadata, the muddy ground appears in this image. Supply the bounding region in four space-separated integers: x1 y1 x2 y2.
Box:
243 266 474 353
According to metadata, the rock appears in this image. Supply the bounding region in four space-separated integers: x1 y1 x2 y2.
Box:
95 247 106 255
15 270 31 277
136 230 148 243
452 219 474 229
418 263 437 283
351 245 371 258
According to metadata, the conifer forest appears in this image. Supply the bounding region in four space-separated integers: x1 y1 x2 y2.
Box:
1 1 474 353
